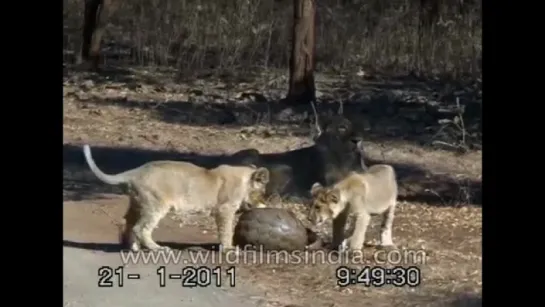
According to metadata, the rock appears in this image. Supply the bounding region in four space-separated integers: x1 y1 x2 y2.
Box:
233 208 321 252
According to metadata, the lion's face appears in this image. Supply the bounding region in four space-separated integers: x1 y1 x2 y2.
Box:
314 116 362 144
309 184 342 225
249 167 270 191
237 167 270 212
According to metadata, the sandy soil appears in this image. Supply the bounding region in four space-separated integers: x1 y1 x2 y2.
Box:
63 67 482 307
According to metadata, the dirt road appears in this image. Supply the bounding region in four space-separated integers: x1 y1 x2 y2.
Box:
63 198 263 307
63 247 259 307
63 68 482 306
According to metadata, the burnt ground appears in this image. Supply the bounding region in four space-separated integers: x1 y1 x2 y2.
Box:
63 66 482 307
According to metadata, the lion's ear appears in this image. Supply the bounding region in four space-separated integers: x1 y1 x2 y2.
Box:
251 167 270 184
310 182 323 196
327 189 341 203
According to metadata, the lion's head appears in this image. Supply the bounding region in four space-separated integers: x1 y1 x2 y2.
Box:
308 182 343 225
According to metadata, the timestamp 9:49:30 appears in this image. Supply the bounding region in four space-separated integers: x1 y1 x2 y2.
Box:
336 266 421 287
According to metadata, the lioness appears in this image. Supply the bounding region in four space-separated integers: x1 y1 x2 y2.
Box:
309 163 398 251
229 116 366 199
82 144 270 252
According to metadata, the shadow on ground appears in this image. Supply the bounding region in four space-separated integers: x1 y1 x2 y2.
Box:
64 62 271 87
64 64 481 151
63 240 219 253
448 295 482 307
63 144 481 206
402 292 482 307
63 64 136 83
78 92 481 150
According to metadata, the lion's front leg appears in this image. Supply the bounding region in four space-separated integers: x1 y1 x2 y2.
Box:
213 203 238 251
332 210 349 250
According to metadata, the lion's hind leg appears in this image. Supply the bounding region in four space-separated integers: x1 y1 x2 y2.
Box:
130 191 171 251
342 211 371 251
122 196 141 252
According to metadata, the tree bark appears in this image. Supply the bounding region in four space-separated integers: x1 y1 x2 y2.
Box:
285 0 316 105
78 0 119 71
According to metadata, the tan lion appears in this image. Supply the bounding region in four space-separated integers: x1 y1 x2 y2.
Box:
309 163 398 251
83 144 269 252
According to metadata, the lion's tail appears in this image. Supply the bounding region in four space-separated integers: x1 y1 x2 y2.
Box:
83 144 132 185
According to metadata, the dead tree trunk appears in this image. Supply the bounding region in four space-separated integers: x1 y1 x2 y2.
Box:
78 0 119 71
285 0 316 105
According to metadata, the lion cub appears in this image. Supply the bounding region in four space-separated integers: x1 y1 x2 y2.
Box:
309 164 398 251
82 145 270 252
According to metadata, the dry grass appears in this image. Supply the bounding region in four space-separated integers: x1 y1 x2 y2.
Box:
238 202 482 307
63 67 481 306
63 0 482 304
171 201 482 307
63 0 481 79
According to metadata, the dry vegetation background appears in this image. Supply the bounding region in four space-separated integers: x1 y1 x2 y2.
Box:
63 1 482 306
63 0 481 79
